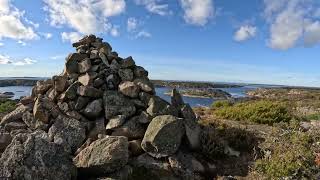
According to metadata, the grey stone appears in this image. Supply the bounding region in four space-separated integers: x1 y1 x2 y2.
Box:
87 117 106 139
77 86 103 98
147 96 178 117
78 58 92 73
119 81 140 98
0 105 29 126
181 104 201 150
83 99 103 118
64 81 81 100
22 111 46 130
134 78 154 93
0 132 12 153
75 96 90 110
106 74 120 90
74 136 129 176
48 115 86 152
141 115 185 158
103 91 136 119
171 88 184 109
65 53 88 74
134 66 148 77
112 116 146 140
106 115 126 130
53 75 68 92
4 121 27 132
121 56 135 68
78 72 98 86
118 68 133 81
0 131 77 180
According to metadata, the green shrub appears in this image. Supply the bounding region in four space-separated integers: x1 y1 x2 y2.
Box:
0 100 16 113
211 100 233 109
255 130 317 179
214 100 294 125
305 113 320 121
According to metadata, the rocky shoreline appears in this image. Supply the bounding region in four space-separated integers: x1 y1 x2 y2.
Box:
151 80 243 89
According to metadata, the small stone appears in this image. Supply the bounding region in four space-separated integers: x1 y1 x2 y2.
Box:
134 78 154 93
65 82 81 100
77 86 103 98
134 66 148 77
111 116 146 140
78 72 98 86
19 96 34 105
118 68 133 81
78 58 92 73
0 105 29 126
121 56 135 68
103 91 136 119
4 121 27 132
65 53 88 74
106 115 126 130
171 88 184 109
138 111 152 124
22 111 46 130
33 97 50 124
0 132 12 153
106 74 120 90
75 96 90 110
129 139 144 157
93 78 105 88
119 81 140 98
53 76 68 92
83 99 103 118
87 117 106 139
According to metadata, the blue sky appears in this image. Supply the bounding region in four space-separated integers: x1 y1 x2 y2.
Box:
0 0 320 87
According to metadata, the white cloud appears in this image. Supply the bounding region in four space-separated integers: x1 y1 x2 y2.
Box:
13 58 37 66
0 55 36 66
0 42 4 46
234 25 257 42
43 0 126 35
264 0 320 50
110 26 120 37
135 31 151 39
127 17 138 32
0 54 12 64
17 40 27 46
134 0 169 16
304 21 320 46
0 0 38 40
61 32 83 43
180 0 214 26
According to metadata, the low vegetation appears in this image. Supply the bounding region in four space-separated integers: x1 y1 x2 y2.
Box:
212 100 295 125
0 99 16 114
255 122 320 179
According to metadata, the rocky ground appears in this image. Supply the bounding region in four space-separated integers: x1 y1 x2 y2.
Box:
0 35 215 180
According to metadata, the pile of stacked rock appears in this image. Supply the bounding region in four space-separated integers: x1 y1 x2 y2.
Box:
0 35 213 180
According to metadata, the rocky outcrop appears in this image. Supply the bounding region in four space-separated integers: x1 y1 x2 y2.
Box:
0 35 206 180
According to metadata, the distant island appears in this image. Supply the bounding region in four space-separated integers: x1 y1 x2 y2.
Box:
0 79 38 87
165 88 232 99
151 80 243 88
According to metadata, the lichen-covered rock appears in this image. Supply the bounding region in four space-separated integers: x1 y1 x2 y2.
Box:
141 115 185 158
119 81 140 98
48 115 86 152
65 53 88 74
64 81 81 100
0 131 77 180
74 136 129 176
78 58 92 73
22 111 46 130
78 72 98 86
168 151 206 179
171 88 184 109
0 132 12 153
77 85 103 98
112 116 146 140
103 91 136 119
83 99 103 118
106 115 126 130
0 105 29 126
118 68 133 81
147 96 178 117
33 96 50 124
181 104 201 150
53 75 68 92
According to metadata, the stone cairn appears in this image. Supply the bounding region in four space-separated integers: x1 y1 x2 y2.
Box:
0 35 210 180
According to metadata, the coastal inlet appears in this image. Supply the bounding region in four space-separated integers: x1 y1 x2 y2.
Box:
0 79 257 107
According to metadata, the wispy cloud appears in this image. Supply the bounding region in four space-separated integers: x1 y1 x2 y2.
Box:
134 0 170 16
0 55 37 66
